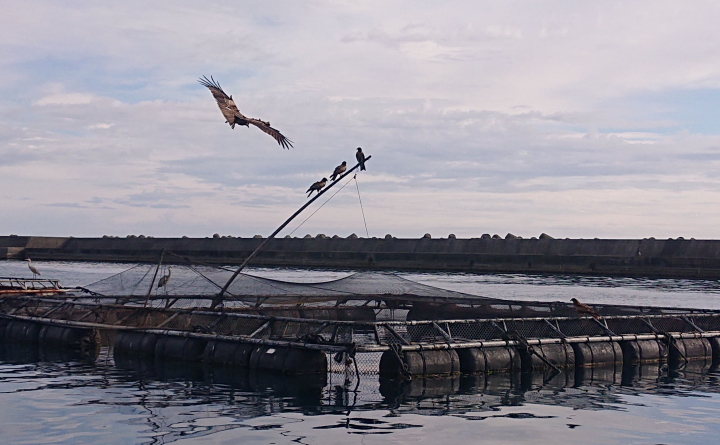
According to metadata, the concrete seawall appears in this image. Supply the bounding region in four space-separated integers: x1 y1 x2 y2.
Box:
3 235 720 278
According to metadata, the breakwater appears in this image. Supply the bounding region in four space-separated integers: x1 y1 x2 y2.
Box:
2 235 720 278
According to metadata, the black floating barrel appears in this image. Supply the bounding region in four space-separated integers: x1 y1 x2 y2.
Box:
379 349 460 376
669 338 712 364
203 340 254 367
38 325 99 350
5 321 41 343
113 331 159 357
621 339 668 364
519 343 575 371
709 337 720 365
0 318 9 342
248 345 328 374
457 346 520 373
154 335 207 361
572 341 623 367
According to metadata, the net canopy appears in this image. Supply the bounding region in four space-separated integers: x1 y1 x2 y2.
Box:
81 263 495 307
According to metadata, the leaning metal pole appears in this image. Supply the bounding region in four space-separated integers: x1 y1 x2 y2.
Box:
213 155 373 308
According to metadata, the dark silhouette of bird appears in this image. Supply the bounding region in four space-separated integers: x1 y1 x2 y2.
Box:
571 298 600 319
356 147 366 171
157 267 171 290
198 75 293 149
306 178 327 197
25 259 40 279
330 161 347 181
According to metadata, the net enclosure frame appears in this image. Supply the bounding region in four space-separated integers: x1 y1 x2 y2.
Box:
3 292 720 374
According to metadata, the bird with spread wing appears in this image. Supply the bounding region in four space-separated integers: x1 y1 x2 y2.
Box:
198 75 293 149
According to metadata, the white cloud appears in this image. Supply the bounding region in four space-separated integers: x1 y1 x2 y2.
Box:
87 123 114 129
1 1 720 238
34 93 95 106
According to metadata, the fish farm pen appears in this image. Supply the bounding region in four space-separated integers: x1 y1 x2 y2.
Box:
3 263 720 384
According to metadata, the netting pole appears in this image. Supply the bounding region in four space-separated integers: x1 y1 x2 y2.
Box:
213 155 373 308
144 249 165 308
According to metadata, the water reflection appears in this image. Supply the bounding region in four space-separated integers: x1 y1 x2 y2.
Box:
3 342 720 444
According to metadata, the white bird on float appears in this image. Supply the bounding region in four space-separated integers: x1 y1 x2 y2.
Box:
25 259 40 279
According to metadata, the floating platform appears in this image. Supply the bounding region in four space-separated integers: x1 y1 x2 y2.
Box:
2 269 720 378
0 278 69 297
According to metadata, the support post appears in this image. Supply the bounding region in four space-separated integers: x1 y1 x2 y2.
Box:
144 249 165 308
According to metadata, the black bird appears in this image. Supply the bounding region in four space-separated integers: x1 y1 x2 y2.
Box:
330 161 347 181
198 75 293 149
571 298 600 319
306 178 327 197
356 147 366 171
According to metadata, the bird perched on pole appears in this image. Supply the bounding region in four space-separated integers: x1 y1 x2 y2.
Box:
571 298 600 319
157 267 171 290
198 75 293 149
330 161 347 181
306 178 327 197
25 259 40 279
356 147 366 171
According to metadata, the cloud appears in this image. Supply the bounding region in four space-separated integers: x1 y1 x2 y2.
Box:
35 93 95 106
2 1 720 239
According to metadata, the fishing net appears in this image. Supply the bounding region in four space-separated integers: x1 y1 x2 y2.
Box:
79 263 496 308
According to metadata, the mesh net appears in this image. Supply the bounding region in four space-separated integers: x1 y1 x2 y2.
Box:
81 264 497 307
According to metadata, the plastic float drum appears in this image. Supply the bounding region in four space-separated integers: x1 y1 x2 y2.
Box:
519 343 575 371
379 349 460 376
620 339 668 364
113 331 159 357
0 318 9 342
154 335 207 361
668 337 712 364
203 340 254 367
38 325 99 350
248 345 328 374
708 337 720 365
572 341 623 367
5 320 41 343
457 346 520 373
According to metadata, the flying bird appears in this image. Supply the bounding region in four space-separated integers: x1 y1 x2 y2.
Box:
198 75 293 149
306 178 327 197
356 147 366 171
571 298 600 319
157 267 171 290
330 161 347 181
25 259 40 279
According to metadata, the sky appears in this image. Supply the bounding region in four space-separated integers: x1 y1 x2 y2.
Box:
2 1 720 240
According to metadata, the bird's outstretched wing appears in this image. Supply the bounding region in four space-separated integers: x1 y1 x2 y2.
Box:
198 75 245 126
246 117 294 149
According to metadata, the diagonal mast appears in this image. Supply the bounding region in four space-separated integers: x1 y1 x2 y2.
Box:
213 155 372 308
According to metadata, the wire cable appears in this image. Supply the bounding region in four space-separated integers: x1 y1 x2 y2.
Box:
287 175 355 236
354 174 369 238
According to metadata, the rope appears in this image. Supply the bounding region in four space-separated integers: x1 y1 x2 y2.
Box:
82 263 145 288
354 174 369 238
287 175 355 236
165 251 236 272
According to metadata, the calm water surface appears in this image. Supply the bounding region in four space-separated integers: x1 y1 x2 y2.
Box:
3 260 720 444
